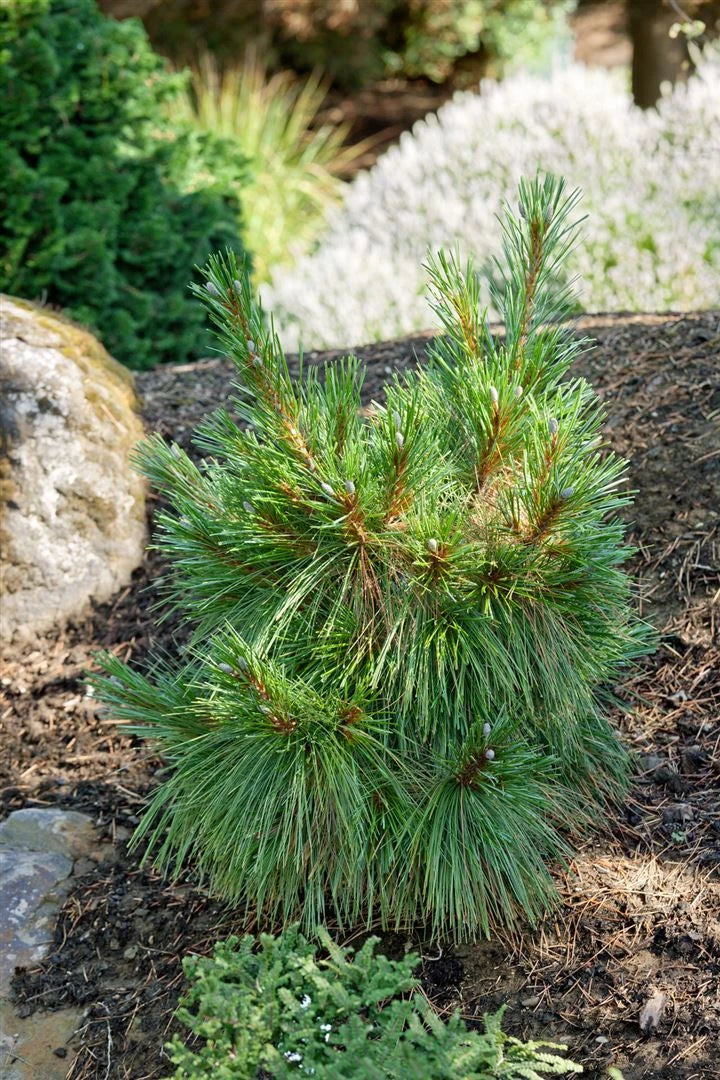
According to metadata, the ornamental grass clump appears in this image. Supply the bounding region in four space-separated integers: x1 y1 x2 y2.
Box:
176 51 365 284
93 175 654 938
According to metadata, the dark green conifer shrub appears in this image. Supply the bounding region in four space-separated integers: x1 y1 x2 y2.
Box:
165 927 582 1078
93 176 654 936
0 0 247 369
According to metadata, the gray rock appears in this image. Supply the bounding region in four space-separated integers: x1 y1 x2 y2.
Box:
0 808 95 858
0 809 98 994
0 295 146 642
0 850 72 993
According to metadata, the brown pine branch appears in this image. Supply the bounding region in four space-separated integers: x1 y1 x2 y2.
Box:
513 216 547 370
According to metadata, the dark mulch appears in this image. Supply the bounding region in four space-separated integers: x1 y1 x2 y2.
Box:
1 312 719 1079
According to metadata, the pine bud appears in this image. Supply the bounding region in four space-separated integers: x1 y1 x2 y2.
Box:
548 417 559 436
233 279 243 296
393 411 402 430
246 339 256 353
545 206 554 224
243 501 255 514
218 663 234 675
489 385 499 405
427 538 438 554
482 722 491 736
561 486 575 500
109 676 123 688
205 281 220 297
395 430 405 450
514 384 523 398
252 355 263 368
344 479 356 496
237 657 249 672
321 482 335 497
484 748 495 761
518 202 527 219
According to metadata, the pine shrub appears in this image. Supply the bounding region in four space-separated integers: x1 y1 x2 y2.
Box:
165 927 582 1079
93 176 654 938
0 0 248 369
264 62 720 351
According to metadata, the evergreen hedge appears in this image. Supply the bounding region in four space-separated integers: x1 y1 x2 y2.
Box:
0 0 248 369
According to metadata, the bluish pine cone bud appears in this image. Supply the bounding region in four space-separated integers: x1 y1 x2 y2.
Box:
218 663 234 675
427 538 438 554
395 431 405 450
205 281 220 297
548 417 559 436
561 486 575 500
321 482 335 497
393 411 402 430
484 748 495 760
344 479 356 496
243 501 255 514
489 385 499 405
482 722 492 736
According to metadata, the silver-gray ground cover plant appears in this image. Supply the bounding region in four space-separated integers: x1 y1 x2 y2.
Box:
265 62 720 351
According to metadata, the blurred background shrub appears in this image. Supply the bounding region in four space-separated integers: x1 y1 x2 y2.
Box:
177 53 365 283
264 57 720 350
0 0 248 369
99 0 574 89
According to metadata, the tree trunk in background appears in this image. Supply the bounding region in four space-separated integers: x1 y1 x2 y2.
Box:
628 0 691 107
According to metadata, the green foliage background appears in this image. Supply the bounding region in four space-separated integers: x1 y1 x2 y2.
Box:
0 0 248 369
101 0 572 89
165 927 582 1078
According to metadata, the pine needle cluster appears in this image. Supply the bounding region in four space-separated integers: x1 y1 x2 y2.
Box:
93 175 654 938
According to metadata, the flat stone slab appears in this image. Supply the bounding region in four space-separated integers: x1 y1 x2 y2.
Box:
0 850 72 994
0 809 97 995
0 809 95 858
0 1001 81 1080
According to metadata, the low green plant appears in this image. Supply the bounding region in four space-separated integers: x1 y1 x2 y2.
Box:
177 52 363 283
92 175 654 937
165 927 582 1078
0 0 248 369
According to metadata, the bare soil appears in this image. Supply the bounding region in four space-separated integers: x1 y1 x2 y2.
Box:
1 311 719 1079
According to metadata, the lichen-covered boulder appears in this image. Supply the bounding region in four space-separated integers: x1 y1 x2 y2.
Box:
0 296 146 641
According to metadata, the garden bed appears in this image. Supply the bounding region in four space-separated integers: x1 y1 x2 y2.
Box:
1 311 718 1080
